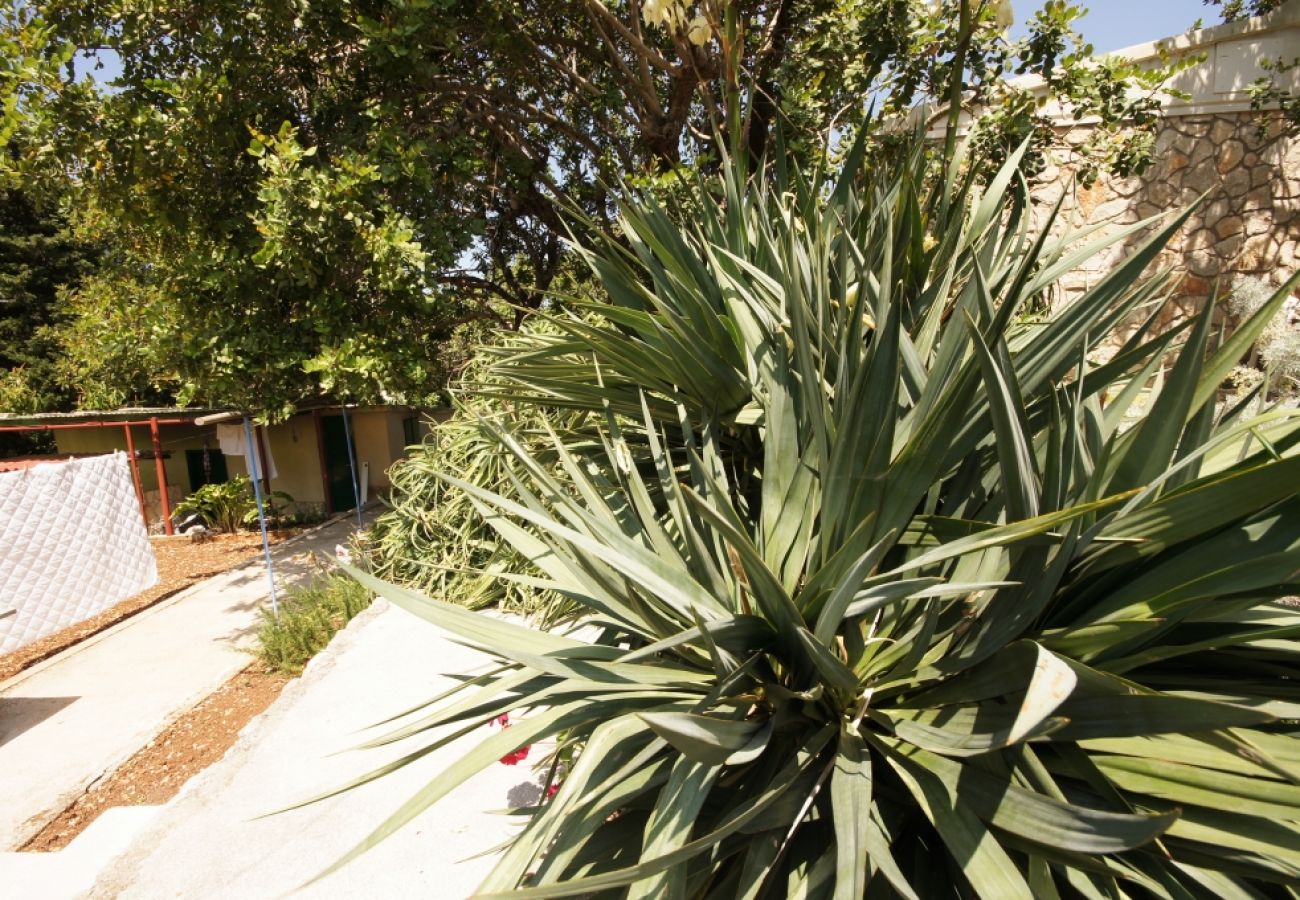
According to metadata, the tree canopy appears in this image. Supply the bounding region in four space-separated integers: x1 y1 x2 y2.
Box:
1 0 1201 417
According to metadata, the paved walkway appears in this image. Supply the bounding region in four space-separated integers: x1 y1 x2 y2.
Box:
91 600 531 898
0 515 364 850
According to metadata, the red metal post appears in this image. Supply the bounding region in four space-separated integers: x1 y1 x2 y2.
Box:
150 416 174 535
312 409 333 515
122 424 149 528
254 424 272 495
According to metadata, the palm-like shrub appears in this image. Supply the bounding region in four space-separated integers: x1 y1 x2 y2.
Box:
334 143 1300 897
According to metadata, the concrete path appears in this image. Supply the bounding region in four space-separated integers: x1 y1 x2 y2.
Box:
0 515 364 850
91 600 535 899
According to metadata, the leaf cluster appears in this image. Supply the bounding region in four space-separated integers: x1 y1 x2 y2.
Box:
323 138 1300 897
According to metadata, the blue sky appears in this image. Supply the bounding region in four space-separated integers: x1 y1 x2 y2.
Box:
1012 0 1215 53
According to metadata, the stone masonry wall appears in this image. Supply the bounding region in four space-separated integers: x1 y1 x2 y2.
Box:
1030 111 1300 325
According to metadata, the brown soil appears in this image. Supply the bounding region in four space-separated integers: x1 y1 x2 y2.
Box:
0 531 296 683
21 662 290 852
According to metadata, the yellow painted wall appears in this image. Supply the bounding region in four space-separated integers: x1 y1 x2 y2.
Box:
54 423 215 496
48 406 433 523
225 417 327 515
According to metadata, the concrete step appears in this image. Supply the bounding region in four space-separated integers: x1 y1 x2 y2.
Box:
0 805 165 900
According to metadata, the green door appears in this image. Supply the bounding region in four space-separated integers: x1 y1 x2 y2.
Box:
321 415 358 513
186 447 229 491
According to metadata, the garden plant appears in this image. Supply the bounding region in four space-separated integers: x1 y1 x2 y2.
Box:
322 139 1300 897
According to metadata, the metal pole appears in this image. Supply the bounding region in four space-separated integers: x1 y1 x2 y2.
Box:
122 424 149 528
243 415 279 616
340 404 363 530
149 417 174 535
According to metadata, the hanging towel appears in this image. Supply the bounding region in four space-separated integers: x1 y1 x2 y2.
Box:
250 438 278 481
216 423 244 457
215 422 279 480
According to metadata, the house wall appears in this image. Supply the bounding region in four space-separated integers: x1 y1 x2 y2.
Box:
54 423 214 525
1031 112 1300 324
224 417 327 515
349 407 435 496
922 3 1300 330
46 406 434 528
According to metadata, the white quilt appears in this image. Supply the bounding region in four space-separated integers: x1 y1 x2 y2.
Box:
0 453 158 655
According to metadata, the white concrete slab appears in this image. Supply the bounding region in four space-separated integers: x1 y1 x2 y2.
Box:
90 601 539 900
0 806 165 900
0 516 364 850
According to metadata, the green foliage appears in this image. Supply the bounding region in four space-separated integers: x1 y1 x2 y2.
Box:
172 477 257 534
321 141 1300 895
367 386 574 620
3 1 1203 414
1205 0 1287 21
0 185 94 414
253 571 373 676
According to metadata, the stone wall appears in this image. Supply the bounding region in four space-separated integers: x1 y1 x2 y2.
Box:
1031 111 1299 319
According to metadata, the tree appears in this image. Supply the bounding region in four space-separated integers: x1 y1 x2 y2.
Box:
3 0 1193 416
0 184 93 412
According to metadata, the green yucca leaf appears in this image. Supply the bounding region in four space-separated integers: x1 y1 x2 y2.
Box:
330 137 1300 897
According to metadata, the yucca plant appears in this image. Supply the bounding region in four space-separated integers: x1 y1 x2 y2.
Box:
325 140 1300 898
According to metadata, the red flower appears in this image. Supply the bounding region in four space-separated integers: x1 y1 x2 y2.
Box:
499 745 530 765
493 713 511 727
546 783 559 798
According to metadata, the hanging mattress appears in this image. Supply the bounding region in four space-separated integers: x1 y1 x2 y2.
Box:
0 452 158 656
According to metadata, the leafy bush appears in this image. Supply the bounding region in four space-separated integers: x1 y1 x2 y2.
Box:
172 477 257 533
253 571 373 676
366 389 574 618
329 142 1300 896
173 475 295 532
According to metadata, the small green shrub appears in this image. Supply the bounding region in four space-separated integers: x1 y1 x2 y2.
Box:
253 571 373 675
172 476 256 533
174 476 298 532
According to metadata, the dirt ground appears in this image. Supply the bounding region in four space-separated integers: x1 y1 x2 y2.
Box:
0 531 294 683
22 662 290 852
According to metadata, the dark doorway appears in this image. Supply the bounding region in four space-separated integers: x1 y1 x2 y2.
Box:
321 415 358 512
186 447 229 492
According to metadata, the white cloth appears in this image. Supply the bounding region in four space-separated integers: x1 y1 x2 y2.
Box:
216 423 244 457
214 422 278 480
0 453 158 654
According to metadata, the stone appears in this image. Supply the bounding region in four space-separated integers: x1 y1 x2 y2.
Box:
1137 201 1161 218
1223 167 1251 198
1244 152 1259 167
1187 250 1220 277
1190 141 1214 166
1245 216 1272 237
1092 198 1130 221
1181 274 1212 298
1280 240 1297 268
1217 233 1245 260
1210 118 1236 145
1238 234 1274 269
1188 227 1216 252
1216 140 1246 174
1166 150 1191 173
1112 176 1143 199
1065 127 1091 146
1214 216 1244 239
1202 197 1231 225
1148 180 1177 206
1251 166 1271 189
1243 186 1273 211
